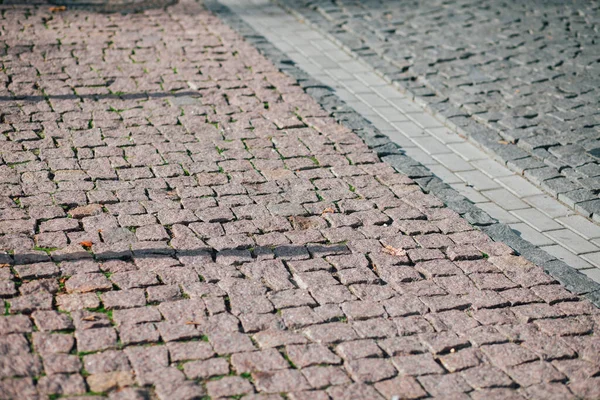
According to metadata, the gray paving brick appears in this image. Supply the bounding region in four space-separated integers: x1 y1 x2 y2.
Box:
510 209 563 232
433 154 474 173
455 171 500 191
470 159 514 179
476 203 521 224
581 252 600 269
523 195 574 218
409 112 444 129
542 245 595 271
425 127 464 145
449 184 489 203
581 268 600 284
412 137 454 156
447 143 487 162
392 121 428 138
545 230 600 255
482 189 530 211
509 223 556 247
556 216 600 240
428 165 462 185
374 107 409 123
389 98 426 114
497 176 544 198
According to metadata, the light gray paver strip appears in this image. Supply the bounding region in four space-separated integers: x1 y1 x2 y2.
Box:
212 1 600 282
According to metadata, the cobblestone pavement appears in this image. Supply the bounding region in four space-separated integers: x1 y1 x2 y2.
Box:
279 0 600 221
1 1 600 399
220 0 600 285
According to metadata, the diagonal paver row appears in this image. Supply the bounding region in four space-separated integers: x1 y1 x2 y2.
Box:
279 0 600 221
0 0 599 399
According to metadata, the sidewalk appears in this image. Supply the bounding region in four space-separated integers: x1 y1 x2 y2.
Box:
222 0 600 285
0 0 599 399
281 0 600 220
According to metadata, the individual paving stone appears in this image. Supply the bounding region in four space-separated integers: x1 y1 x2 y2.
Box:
14 262 59 280
344 358 397 383
0 354 42 378
64 273 113 294
304 322 358 344
286 344 341 368
391 353 444 376
374 376 427 400
480 343 539 369
119 324 160 346
110 271 158 290
37 373 86 396
147 284 182 303
253 369 311 393
32 333 75 355
461 365 514 389
8 292 54 314
183 358 230 379
506 361 566 387
83 350 132 375
111 307 162 326
101 289 146 310
86 371 136 393
75 328 118 353
438 348 484 373
32 310 74 332
208 331 256 355
417 373 472 397
327 382 385 400
206 376 254 398
231 348 289 373
336 339 384 360
42 354 82 375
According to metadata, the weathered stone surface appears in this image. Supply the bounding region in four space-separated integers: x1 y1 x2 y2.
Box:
0 1 597 398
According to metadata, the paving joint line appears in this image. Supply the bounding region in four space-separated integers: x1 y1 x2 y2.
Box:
207 0 600 306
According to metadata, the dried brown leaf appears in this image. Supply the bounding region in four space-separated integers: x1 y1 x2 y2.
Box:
382 244 406 257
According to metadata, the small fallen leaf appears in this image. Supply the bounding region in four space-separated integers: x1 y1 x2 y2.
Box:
185 321 203 325
82 316 99 321
0 263 10 268
80 241 93 248
321 207 335 214
382 244 406 257
498 140 510 145
49 5 66 12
